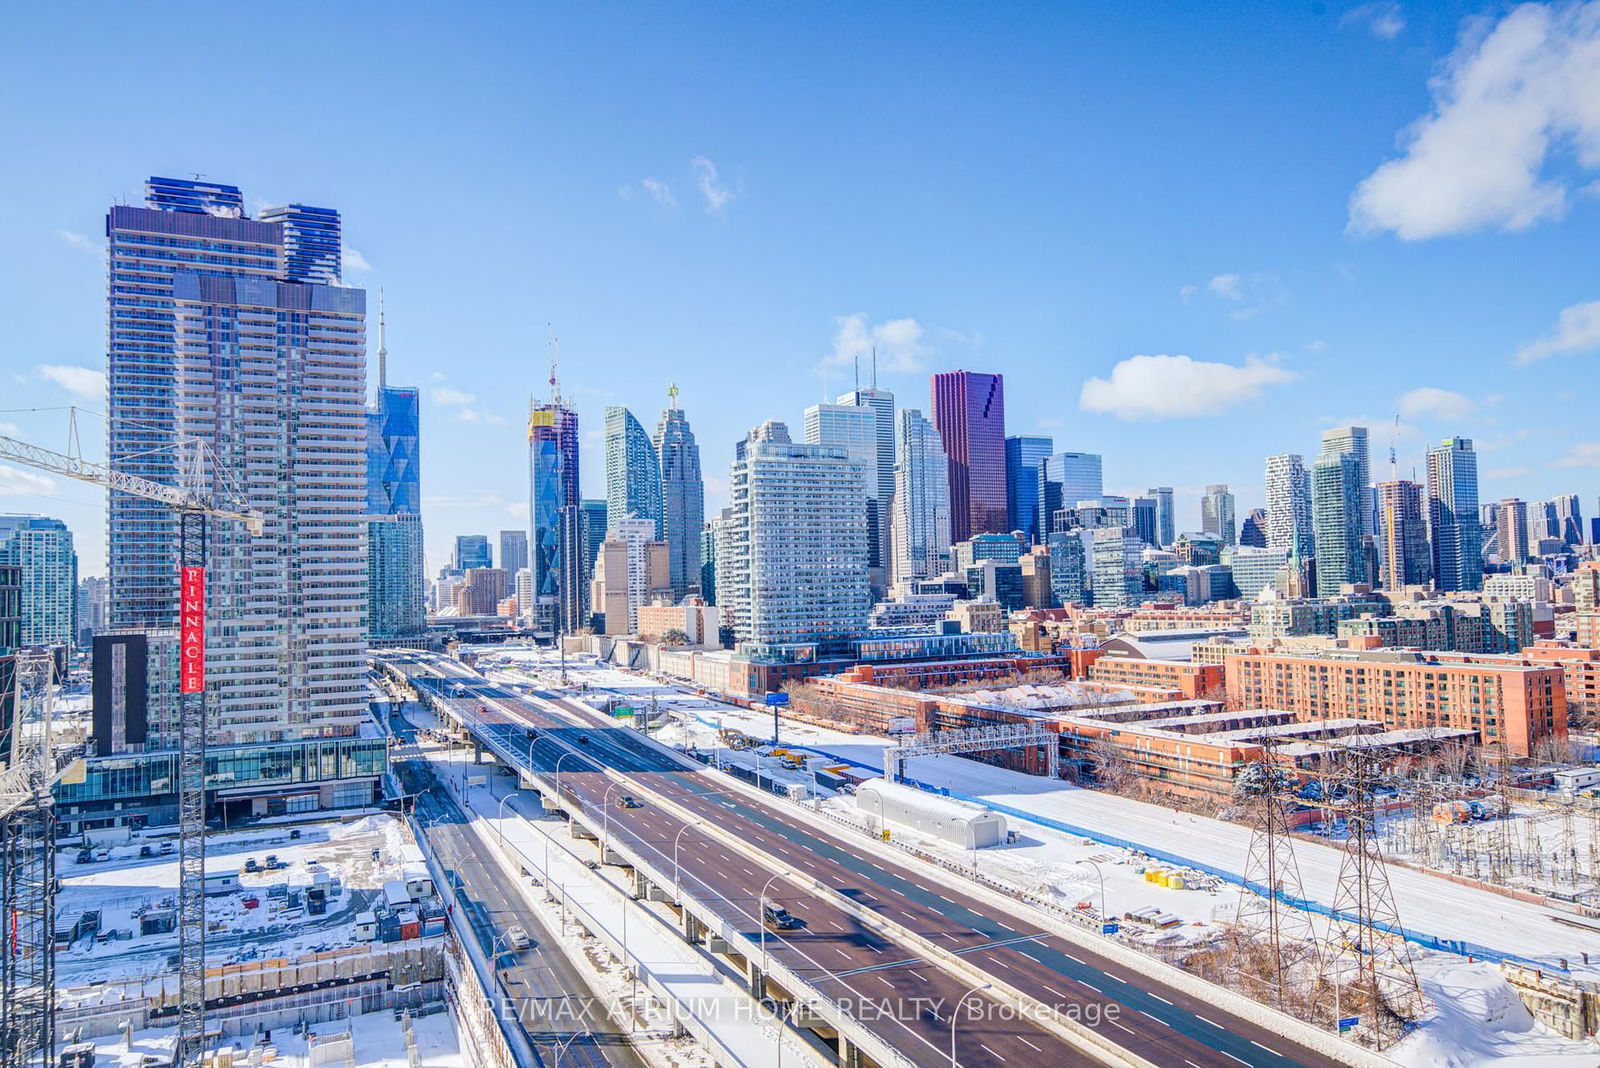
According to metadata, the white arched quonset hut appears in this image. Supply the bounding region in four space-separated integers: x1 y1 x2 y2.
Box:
855 778 1007 850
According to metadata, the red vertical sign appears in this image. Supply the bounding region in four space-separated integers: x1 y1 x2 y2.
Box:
180 566 205 694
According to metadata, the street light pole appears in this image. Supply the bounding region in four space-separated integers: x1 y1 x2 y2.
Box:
673 822 703 900
758 870 790 992
1081 859 1108 922
497 791 524 849
950 982 992 1068
554 751 580 802
602 783 622 863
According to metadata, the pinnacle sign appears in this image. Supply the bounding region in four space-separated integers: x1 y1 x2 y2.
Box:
180 566 206 694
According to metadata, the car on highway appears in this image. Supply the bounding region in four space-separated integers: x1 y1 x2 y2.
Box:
576 734 590 745
762 903 800 930
505 924 530 950
616 795 641 809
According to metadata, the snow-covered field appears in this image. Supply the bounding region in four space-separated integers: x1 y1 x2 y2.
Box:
56 814 414 987
86 1005 463 1068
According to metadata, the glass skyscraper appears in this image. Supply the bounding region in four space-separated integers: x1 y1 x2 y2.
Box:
1201 484 1237 547
452 535 492 571
1037 452 1103 535
0 515 77 648
804 402 882 579
836 384 896 576
1005 435 1053 542
1321 425 1374 536
1312 451 1364 592
654 391 704 601
1146 486 1175 548
529 399 582 632
891 409 952 589
931 370 1007 542
107 177 369 744
365 302 425 642
604 406 662 537
1428 437 1483 592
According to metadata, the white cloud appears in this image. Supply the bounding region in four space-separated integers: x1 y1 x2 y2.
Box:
1515 299 1600 363
1079 354 1298 421
1207 273 1245 301
429 387 505 425
1397 386 1476 421
1342 3 1406 41
504 502 530 521
0 464 57 496
825 313 928 375
0 422 17 435
1349 3 1600 240
1180 271 1281 318
55 229 100 253
1555 442 1600 467
691 156 736 214
36 363 106 400
343 247 373 272
640 177 677 209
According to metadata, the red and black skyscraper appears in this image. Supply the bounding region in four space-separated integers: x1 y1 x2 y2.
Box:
930 370 1007 542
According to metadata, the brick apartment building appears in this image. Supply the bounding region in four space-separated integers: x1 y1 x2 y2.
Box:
1223 648 1566 755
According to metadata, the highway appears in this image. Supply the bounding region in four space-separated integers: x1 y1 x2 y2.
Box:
388 704 647 1068
398 654 1352 1068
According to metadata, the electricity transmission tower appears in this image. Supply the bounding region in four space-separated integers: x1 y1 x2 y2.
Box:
1325 747 1425 1047
1234 743 1322 1011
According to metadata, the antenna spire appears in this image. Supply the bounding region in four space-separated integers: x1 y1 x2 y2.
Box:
376 287 388 395
546 322 561 405
667 382 679 410
872 344 878 389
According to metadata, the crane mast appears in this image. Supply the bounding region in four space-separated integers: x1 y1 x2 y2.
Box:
0 420 262 1067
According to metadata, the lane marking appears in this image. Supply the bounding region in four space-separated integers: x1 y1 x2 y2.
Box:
1108 1019 1134 1035
1019 1037 1043 1052
1150 993 1172 1005
1222 1053 1250 1066
1041 984 1066 999
1077 979 1101 993
979 1044 1001 1060
1250 1040 1281 1056
1196 1015 1222 1029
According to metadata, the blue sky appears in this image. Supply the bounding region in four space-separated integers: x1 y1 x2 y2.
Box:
2 1 1598 577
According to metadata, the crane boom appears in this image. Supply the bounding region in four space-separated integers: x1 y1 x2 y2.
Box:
0 420 262 1066
0 432 263 532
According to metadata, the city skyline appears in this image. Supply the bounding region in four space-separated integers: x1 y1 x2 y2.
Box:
3 3 1600 577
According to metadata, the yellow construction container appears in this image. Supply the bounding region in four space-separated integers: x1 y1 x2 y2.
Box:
1169 875 1185 890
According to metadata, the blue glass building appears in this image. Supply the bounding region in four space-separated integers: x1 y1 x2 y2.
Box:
529 401 582 633
366 301 425 641
1005 435 1053 542
605 406 662 536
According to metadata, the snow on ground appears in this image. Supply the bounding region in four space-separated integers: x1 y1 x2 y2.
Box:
412 733 810 1068
487 653 1600 977
57 814 414 987
1392 958 1600 1068
88 1007 463 1068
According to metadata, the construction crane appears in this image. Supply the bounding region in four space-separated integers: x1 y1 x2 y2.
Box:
0 651 81 1068
0 417 262 1068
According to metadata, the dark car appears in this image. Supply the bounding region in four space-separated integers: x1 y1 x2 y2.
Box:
616 796 641 810
762 902 800 930
576 734 590 745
